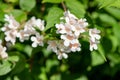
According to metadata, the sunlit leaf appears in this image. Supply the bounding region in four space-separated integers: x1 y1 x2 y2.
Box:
8 55 19 62
109 0 120 8
107 53 120 64
99 14 116 25
98 44 107 61
0 60 12 76
42 0 63 3
105 7 120 20
44 7 63 31
113 23 120 40
19 0 36 12
46 59 59 72
11 9 27 22
10 53 26 75
91 51 105 66
97 0 115 8
65 0 85 18
50 74 61 80
24 45 33 57
97 0 120 9
75 75 88 80
109 35 118 52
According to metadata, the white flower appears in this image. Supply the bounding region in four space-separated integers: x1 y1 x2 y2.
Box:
4 30 18 45
64 10 77 25
89 39 99 51
56 23 72 34
17 17 45 42
0 40 8 59
89 28 101 51
47 40 58 53
57 40 71 53
69 39 81 52
89 28 101 42
24 19 36 33
77 19 88 28
57 51 68 60
25 17 44 31
31 33 44 47
61 34 77 47
1 14 20 45
72 19 88 37
4 14 20 29
30 17 45 31
16 30 30 42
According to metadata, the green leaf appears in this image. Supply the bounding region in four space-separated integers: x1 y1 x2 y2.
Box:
0 60 12 76
97 0 120 9
42 0 63 3
99 14 117 25
65 0 85 18
8 55 19 62
113 23 120 40
23 45 33 57
11 53 26 75
50 74 61 80
105 7 120 20
97 0 115 8
0 2 13 13
46 59 59 72
98 44 107 61
0 11 5 22
38 67 47 80
11 9 27 22
91 51 105 66
75 75 88 80
109 35 118 52
109 0 120 8
44 7 63 31
107 53 120 64
42 48 52 57
6 0 18 3
19 0 36 12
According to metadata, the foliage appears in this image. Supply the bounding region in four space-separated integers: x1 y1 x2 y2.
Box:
0 0 120 80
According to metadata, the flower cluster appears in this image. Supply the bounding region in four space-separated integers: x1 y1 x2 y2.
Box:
89 28 101 51
1 15 45 47
56 11 88 52
1 14 20 45
54 11 100 59
1 10 101 60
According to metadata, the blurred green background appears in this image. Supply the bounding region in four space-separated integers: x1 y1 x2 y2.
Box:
0 0 120 80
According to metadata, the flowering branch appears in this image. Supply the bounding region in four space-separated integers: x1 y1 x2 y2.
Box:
0 10 101 60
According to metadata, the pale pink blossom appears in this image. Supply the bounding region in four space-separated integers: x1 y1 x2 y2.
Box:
89 28 101 42
47 40 58 53
56 23 72 34
69 40 81 52
16 30 30 42
16 17 45 42
31 33 44 47
1 15 20 45
61 34 77 47
64 10 77 25
4 30 18 45
89 28 101 51
89 39 99 51
72 19 88 37
57 51 68 60
30 17 45 31
4 14 20 29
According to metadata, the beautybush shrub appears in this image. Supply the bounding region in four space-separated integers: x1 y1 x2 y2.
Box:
0 0 120 80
